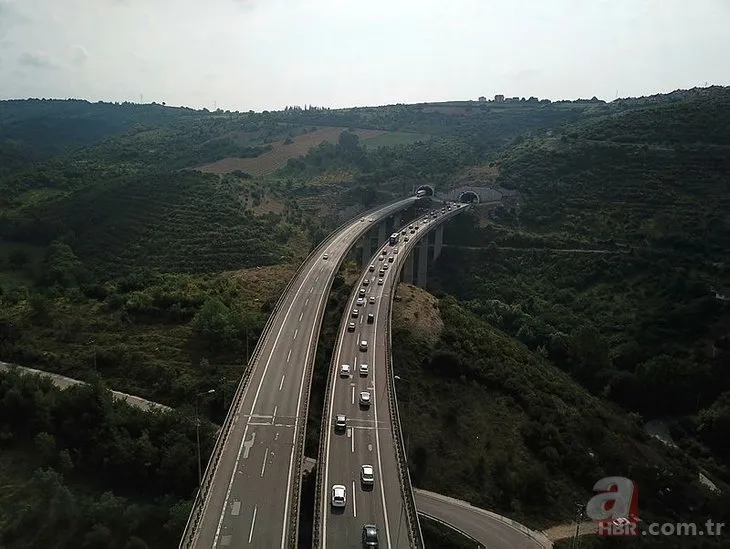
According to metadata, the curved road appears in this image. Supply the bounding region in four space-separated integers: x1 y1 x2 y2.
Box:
317 204 466 548
186 197 417 549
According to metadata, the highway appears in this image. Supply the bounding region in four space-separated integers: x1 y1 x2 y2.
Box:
317 203 467 549
415 490 552 549
184 197 418 549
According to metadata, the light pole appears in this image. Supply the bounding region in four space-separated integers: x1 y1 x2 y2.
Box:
195 389 216 490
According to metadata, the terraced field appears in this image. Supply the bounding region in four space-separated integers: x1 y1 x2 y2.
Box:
36 171 296 274
195 126 386 175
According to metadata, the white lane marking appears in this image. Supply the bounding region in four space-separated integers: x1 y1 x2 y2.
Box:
372 292 393 547
352 481 357 518
310 286 314 293
351 386 355 405
293 329 298 340
286 349 291 363
351 432 355 453
248 506 257 544
260 449 269 477
211 256 322 547
242 432 255 459
315 276 319 281
272 406 277 422
279 375 285 391
299 312 303 321
280 245 334 549
305 298 309 306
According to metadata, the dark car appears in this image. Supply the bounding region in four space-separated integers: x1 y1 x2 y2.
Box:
362 524 378 548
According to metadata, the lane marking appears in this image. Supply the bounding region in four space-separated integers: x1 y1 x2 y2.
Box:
272 406 278 423
286 349 291 363
248 506 257 544
211 254 323 547
279 375 285 391
293 329 298 340
310 286 314 293
305 298 309 306
352 481 357 518
261 448 269 478
299 312 303 321
351 431 355 453
242 432 255 459
351 386 355 405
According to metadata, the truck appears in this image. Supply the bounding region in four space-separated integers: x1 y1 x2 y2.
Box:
389 232 399 245
416 189 426 197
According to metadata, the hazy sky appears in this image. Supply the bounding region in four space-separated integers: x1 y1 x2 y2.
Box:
0 0 728 111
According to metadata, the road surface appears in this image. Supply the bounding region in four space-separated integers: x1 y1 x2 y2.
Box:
187 198 417 549
317 204 466 548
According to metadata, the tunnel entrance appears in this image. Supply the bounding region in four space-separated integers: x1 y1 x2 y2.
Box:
459 191 479 204
415 185 435 198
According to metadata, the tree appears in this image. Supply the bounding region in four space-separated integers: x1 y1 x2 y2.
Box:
192 297 236 347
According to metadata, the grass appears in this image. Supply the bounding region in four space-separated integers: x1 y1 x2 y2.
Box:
194 127 386 176
360 131 432 148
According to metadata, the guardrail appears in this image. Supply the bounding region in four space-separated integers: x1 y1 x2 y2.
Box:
180 196 415 548
384 237 425 549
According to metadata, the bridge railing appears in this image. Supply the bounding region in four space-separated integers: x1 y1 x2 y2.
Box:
180 196 414 548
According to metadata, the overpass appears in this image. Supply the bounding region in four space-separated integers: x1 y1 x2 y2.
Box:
313 203 468 548
180 196 430 548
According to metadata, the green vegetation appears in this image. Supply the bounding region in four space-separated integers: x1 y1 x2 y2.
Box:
0 367 216 549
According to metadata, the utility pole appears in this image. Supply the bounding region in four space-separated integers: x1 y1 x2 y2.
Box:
571 502 584 549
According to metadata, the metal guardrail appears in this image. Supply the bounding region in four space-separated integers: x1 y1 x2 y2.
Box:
384 233 425 549
180 196 414 548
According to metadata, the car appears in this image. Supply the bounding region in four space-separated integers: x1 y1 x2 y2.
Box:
359 363 369 376
368 296 375 304
360 465 375 486
362 524 378 547
347 322 355 332
340 364 350 377
383 264 388 270
331 484 346 508
359 391 371 407
381 250 387 255
409 225 413 229
387 256 394 263
323 254 329 260
404 236 409 242
352 309 359 318
378 255 384 261
363 278 369 286
401 230 406 235
335 414 346 432
369 264 375 272
360 217 365 222
410 229 415 234
367 313 374 323
356 298 365 306
379 268 385 276
377 278 383 285
359 340 368 352
414 224 419 229
359 288 366 297
367 217 373 222
393 248 398 254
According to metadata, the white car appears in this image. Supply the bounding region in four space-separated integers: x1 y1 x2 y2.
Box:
352 309 359 318
340 364 350 377
323 254 329 260
347 322 355 332
393 248 398 254
368 296 375 304
356 298 365 306
359 391 371 407
363 278 369 286
377 279 383 285
331 484 346 507
360 465 374 486
359 363 369 376
359 340 368 352
369 264 375 272
404 236 409 242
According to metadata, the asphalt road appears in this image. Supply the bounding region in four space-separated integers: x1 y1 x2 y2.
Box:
415 490 551 549
318 204 467 549
189 198 417 549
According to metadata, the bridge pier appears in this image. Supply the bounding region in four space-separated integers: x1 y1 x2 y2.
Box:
402 250 414 283
378 222 387 247
394 212 401 231
434 224 444 261
416 235 428 287
361 233 371 266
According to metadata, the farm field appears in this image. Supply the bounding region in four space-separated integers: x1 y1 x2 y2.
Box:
194 126 386 175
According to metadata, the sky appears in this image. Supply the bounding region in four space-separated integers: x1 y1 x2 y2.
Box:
0 0 728 111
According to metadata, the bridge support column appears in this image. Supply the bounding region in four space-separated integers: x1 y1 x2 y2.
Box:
416 235 428 287
434 224 444 261
402 250 414 284
378 222 387 247
361 234 371 266
393 212 401 231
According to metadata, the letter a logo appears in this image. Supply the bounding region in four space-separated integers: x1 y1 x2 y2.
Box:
586 477 638 521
